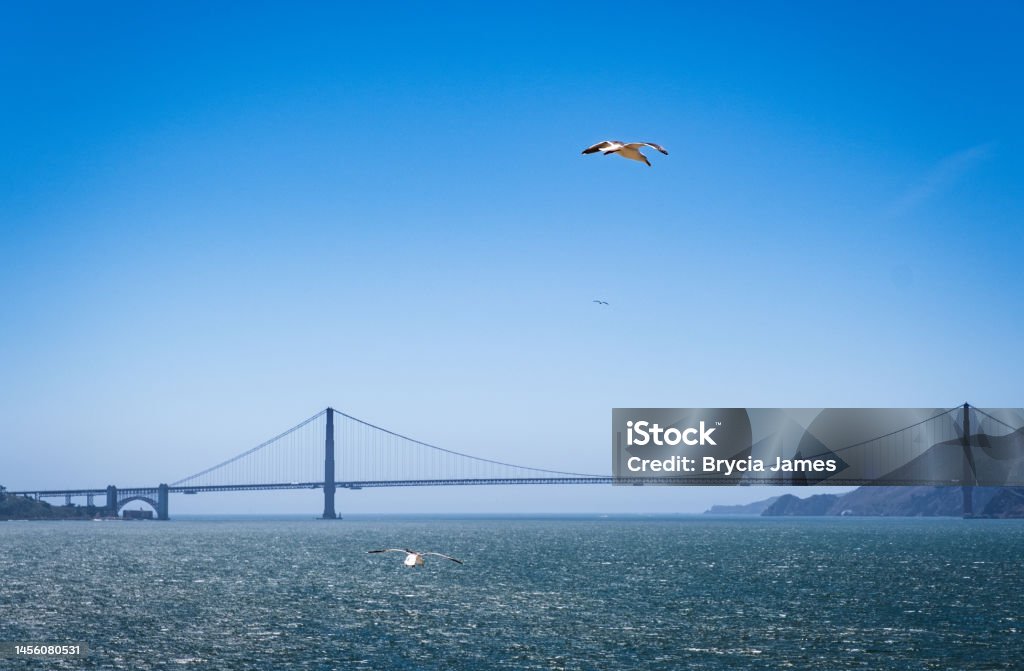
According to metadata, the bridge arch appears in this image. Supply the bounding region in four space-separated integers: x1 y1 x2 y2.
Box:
117 496 158 515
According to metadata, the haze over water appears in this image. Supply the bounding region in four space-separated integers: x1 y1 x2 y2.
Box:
2 517 1022 670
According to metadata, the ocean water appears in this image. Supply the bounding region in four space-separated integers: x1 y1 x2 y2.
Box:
1 516 1022 670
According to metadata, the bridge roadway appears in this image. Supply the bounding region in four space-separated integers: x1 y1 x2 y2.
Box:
6 477 619 520
10 477 617 499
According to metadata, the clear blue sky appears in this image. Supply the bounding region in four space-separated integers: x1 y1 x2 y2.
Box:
2 1 1022 514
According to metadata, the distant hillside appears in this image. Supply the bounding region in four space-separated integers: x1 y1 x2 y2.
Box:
763 493 840 516
0 489 99 520
704 496 780 515
760 486 1024 518
979 489 1024 518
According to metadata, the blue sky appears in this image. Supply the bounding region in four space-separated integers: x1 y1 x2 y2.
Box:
2 1 1022 514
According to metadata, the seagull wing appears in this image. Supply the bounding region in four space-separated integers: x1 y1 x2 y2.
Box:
624 142 668 155
422 552 464 565
367 549 408 554
581 141 619 155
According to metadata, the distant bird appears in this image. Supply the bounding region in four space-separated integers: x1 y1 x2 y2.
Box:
593 300 609 305
368 548 463 567
581 140 668 167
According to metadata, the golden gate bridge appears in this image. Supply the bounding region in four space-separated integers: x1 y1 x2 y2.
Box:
7 404 1021 519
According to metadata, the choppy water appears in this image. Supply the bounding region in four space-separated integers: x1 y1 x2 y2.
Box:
1 516 1022 670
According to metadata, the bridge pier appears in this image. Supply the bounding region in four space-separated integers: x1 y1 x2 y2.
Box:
323 408 337 519
961 403 976 518
106 485 118 517
158 483 169 521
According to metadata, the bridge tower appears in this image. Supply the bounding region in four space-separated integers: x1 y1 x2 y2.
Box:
157 483 169 521
961 403 975 517
106 485 118 517
322 407 337 519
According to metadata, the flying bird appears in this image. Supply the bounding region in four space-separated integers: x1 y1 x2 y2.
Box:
592 300 609 305
581 140 668 167
368 548 463 567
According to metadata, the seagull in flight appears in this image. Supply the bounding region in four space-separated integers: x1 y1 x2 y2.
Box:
368 548 463 567
581 140 668 167
593 300 609 305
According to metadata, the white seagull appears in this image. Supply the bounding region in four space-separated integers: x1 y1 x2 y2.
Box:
368 548 464 567
581 140 668 167
593 300 609 305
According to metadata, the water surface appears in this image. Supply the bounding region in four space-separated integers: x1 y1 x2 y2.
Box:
1 517 1021 670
